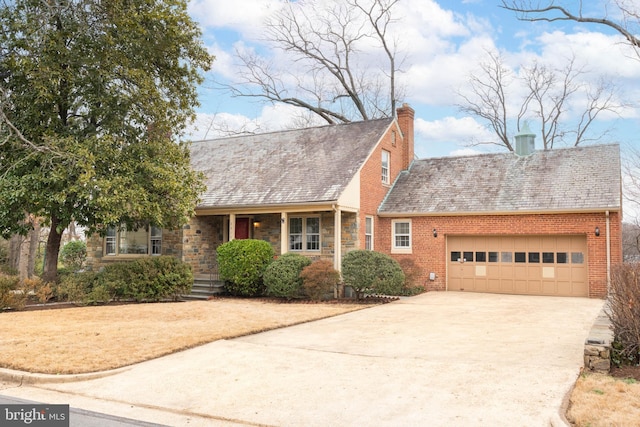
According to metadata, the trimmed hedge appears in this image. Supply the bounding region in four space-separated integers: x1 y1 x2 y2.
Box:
217 239 274 297
58 256 193 304
341 250 405 299
264 253 312 299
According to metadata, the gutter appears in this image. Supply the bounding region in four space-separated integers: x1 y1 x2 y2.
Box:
606 210 611 293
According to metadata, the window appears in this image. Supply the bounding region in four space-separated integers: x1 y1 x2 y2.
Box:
381 150 390 184
365 216 374 250
557 252 568 264
105 225 161 256
463 251 474 262
488 252 499 262
528 252 540 263
105 227 116 255
451 251 461 262
515 252 526 263
475 252 486 262
289 217 321 252
392 220 411 252
571 252 584 264
543 252 555 263
501 252 512 263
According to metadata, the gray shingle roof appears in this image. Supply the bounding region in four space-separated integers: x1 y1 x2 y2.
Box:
190 118 393 209
379 144 621 215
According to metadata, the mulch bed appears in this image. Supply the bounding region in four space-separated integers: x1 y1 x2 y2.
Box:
207 295 400 304
610 365 640 381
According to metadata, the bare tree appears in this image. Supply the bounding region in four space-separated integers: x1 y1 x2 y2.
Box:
457 50 622 151
223 0 403 125
501 1 640 59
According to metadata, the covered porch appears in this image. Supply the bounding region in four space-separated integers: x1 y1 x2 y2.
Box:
182 206 359 280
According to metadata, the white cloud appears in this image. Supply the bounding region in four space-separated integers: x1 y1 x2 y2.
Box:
188 0 280 37
414 116 498 158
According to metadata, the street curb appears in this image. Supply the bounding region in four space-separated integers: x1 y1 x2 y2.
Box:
0 365 131 385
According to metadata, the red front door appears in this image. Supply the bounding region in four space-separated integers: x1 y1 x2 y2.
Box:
235 218 250 240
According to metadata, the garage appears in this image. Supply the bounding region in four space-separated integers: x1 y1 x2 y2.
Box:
447 235 588 297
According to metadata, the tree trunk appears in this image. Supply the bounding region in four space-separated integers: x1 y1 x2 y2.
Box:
27 221 41 278
42 216 63 283
8 235 22 271
18 232 30 280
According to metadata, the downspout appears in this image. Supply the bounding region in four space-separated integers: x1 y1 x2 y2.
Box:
606 210 611 294
333 204 342 299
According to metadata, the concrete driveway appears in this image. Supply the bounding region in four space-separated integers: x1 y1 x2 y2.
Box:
0 292 603 426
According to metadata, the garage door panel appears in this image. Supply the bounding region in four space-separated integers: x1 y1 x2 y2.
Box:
542 281 556 295
448 235 587 297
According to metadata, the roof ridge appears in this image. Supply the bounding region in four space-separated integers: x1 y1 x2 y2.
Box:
189 117 394 144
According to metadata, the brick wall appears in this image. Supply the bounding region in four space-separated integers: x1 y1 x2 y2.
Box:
358 104 414 252
377 212 622 299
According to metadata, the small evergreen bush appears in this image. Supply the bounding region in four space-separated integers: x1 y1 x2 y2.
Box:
58 256 193 304
59 240 87 272
263 253 311 299
58 271 113 305
341 250 405 299
217 239 274 297
300 260 340 301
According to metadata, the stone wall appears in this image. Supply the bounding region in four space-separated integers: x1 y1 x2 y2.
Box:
583 307 613 374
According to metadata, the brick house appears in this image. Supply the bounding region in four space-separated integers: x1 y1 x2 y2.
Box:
86 104 621 298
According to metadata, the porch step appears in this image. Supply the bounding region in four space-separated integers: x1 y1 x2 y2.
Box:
183 277 225 300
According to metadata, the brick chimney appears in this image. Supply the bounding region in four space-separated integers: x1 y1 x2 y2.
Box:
396 103 415 170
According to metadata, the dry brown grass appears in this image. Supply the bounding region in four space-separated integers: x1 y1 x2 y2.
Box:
567 372 640 427
0 299 365 375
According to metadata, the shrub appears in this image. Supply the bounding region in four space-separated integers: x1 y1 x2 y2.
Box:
105 256 193 302
217 239 274 297
263 253 312 299
60 240 87 272
397 258 426 296
0 275 27 311
341 250 405 299
608 263 640 367
58 256 193 304
58 271 112 305
300 260 340 301
22 277 54 304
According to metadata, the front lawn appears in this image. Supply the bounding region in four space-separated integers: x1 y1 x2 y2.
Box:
0 299 366 374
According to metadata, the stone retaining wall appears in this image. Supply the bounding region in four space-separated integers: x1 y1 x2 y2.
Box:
583 307 613 374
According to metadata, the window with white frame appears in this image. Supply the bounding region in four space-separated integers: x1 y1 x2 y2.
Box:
105 225 162 256
381 150 390 184
365 216 374 250
392 219 411 253
289 216 320 251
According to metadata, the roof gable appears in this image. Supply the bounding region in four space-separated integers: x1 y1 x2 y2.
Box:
190 118 393 208
379 144 621 215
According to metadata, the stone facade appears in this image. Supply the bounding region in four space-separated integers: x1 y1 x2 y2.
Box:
86 211 360 277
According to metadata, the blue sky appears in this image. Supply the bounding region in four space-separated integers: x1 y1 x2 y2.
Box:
185 0 639 161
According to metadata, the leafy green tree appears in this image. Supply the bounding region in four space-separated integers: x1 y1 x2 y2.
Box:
0 0 213 281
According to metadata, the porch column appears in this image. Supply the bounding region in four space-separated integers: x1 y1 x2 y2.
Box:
229 213 236 241
280 212 288 255
334 207 341 271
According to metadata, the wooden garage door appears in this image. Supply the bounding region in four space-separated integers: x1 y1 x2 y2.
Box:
447 235 588 297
